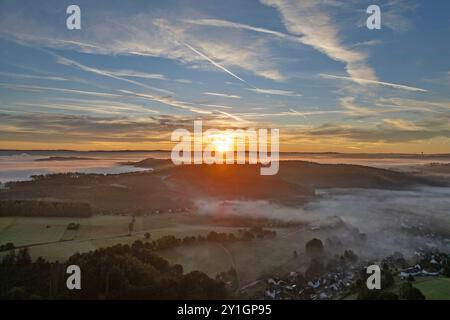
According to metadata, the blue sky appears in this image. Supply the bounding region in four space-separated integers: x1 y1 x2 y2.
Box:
0 0 449 152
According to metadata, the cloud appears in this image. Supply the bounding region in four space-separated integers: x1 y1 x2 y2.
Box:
340 97 376 117
73 67 193 85
174 79 194 84
55 55 175 96
185 18 304 43
0 82 216 116
0 112 254 146
214 110 247 123
320 74 427 93
118 89 212 115
185 8 422 92
235 109 343 118
0 113 173 144
3 101 157 117
0 10 286 82
0 83 121 98
176 39 257 86
337 97 438 120
260 0 376 82
100 69 168 80
381 0 418 33
203 92 241 99
305 112 450 143
376 98 450 112
381 119 423 131
247 88 302 97
0 71 67 81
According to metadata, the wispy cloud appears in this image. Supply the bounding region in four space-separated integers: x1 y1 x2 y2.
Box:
247 88 302 97
305 112 450 143
118 89 212 115
377 97 450 111
215 110 247 123
1 10 288 82
0 83 121 98
185 18 304 43
340 97 376 117
320 74 427 93
101 69 168 80
382 118 422 131
100 69 194 85
260 0 376 82
186 9 422 93
177 40 255 87
55 55 175 96
235 110 343 118
0 71 67 81
203 92 241 99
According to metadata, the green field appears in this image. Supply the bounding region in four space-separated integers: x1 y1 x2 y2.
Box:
413 278 450 300
0 214 321 290
0 215 242 259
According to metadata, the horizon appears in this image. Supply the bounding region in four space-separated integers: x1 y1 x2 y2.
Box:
1 148 450 156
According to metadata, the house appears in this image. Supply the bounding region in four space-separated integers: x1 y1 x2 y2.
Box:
319 292 329 300
421 270 440 276
267 278 285 286
265 289 277 299
308 280 320 289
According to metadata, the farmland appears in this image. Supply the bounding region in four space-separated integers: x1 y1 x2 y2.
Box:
0 213 331 290
413 278 450 300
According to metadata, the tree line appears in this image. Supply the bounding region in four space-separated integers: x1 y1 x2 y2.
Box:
0 242 228 300
0 200 92 217
145 227 277 251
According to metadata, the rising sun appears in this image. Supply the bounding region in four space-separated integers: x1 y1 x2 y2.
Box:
213 134 234 153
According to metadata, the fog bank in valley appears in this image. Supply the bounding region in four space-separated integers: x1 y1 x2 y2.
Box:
195 186 450 258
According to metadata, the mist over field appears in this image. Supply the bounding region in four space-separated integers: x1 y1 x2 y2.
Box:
196 186 450 257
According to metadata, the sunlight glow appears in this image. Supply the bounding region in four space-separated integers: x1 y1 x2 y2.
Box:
213 134 234 153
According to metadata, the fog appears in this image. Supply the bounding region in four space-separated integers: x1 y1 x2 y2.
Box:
0 153 150 183
195 186 450 258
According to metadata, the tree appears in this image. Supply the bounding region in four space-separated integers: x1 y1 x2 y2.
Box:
443 263 450 277
128 222 134 235
180 271 227 299
343 250 358 263
357 288 380 300
305 238 324 256
378 291 399 300
0 240 228 300
399 282 425 300
305 259 324 280
381 268 395 288
16 247 31 266
4 287 29 300
357 289 399 300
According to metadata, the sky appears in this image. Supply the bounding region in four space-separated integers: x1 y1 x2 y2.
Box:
0 0 449 153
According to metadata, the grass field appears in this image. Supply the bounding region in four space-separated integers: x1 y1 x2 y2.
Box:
413 278 450 300
0 214 322 289
158 228 317 287
341 277 450 300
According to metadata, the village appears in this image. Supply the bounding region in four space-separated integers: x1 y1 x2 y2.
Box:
261 249 450 300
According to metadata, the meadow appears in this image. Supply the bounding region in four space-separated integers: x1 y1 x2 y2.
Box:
0 213 326 290
413 278 450 300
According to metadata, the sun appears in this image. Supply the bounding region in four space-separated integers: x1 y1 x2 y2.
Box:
213 134 234 153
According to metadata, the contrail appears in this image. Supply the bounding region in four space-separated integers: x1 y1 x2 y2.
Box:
177 40 257 89
215 109 246 122
320 74 428 93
